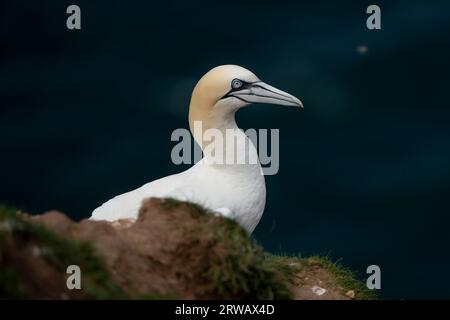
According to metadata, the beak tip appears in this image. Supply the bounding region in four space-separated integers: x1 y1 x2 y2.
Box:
293 98 304 108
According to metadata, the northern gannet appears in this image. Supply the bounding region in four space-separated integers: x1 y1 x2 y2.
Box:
91 65 302 233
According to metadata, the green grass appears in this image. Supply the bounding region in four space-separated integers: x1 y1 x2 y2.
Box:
0 201 377 300
160 198 292 299
205 219 292 299
266 254 377 300
0 267 22 299
157 198 378 300
0 204 127 299
305 255 377 300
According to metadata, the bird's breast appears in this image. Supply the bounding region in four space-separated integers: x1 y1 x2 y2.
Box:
188 161 266 232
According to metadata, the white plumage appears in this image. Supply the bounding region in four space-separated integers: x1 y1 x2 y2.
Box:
91 129 266 232
91 65 302 233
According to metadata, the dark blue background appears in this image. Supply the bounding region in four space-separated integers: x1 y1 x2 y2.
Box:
1 0 450 299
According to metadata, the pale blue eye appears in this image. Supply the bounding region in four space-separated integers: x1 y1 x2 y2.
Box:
232 79 243 89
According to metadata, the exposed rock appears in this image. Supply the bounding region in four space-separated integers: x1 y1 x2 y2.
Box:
311 286 327 296
346 290 356 299
0 199 376 300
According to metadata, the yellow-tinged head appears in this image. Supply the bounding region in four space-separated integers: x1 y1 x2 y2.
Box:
188 65 303 134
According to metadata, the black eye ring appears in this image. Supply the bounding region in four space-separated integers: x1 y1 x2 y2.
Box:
231 79 243 89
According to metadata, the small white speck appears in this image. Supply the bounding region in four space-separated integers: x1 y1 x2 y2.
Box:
346 290 356 299
312 285 327 296
31 246 42 257
356 45 369 55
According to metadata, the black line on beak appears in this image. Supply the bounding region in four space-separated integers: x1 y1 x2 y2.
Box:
221 80 260 100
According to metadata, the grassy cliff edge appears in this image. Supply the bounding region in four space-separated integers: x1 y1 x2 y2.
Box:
0 199 376 300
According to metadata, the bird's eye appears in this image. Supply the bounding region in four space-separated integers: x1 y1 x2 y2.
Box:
231 79 243 89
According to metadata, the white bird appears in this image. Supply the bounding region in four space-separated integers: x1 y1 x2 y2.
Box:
91 65 302 233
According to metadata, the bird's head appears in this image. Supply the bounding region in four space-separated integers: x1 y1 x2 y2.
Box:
189 65 303 131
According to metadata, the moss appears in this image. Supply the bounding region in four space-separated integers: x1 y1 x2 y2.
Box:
262 254 300 281
0 204 128 299
160 198 214 218
158 198 292 299
0 205 25 298
0 203 18 221
205 220 291 299
158 198 377 300
305 255 377 300
159 198 185 211
0 201 377 300
266 254 377 300
0 267 24 299
191 205 290 299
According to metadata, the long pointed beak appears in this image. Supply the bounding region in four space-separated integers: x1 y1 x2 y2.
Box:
231 81 303 108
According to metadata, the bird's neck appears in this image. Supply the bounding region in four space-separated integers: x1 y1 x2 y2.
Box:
190 105 236 142
189 110 260 169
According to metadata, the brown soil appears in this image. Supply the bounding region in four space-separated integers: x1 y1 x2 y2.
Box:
286 261 350 300
1 198 370 299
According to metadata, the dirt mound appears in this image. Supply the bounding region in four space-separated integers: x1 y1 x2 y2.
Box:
0 199 375 299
